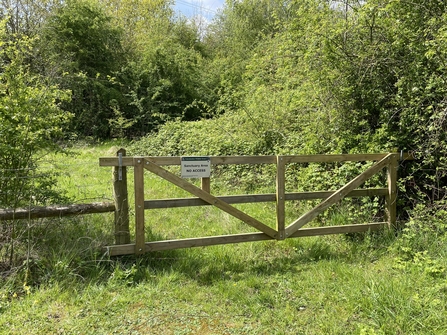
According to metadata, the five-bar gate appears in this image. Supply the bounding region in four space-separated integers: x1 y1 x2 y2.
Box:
100 152 411 256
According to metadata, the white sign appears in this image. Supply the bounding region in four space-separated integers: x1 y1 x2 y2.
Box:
181 156 211 178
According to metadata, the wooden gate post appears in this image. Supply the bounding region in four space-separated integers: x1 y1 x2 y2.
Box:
113 148 130 244
386 153 399 228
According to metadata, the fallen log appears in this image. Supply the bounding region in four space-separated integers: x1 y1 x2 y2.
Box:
0 202 115 221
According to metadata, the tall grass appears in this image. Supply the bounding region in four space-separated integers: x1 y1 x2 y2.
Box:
0 142 446 334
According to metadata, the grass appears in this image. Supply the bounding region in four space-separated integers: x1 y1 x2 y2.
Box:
1 141 447 334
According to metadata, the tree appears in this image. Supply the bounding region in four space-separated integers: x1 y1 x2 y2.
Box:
101 0 173 54
104 1 214 134
199 0 301 115
0 0 62 35
0 20 71 208
38 0 125 138
38 0 212 137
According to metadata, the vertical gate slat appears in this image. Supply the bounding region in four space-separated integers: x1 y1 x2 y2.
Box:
386 154 398 228
201 177 211 193
134 158 145 255
276 156 286 240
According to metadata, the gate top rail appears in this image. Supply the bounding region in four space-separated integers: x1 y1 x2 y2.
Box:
99 153 414 167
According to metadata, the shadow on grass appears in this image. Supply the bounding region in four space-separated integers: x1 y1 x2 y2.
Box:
109 230 396 286
5 214 397 290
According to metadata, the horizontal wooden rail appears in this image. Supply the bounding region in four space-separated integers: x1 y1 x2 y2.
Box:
104 222 386 256
99 152 414 167
0 202 115 221
144 188 388 209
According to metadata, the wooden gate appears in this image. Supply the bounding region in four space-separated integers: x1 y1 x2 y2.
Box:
100 152 411 256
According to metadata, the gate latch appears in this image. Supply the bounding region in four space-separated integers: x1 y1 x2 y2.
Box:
118 152 123 181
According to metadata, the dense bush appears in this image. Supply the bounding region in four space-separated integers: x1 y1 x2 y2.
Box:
0 22 71 208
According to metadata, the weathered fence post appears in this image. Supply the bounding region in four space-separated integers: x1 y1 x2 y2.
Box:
386 153 398 228
113 148 130 244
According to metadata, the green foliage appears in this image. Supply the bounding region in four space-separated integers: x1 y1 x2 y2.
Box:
108 104 135 139
322 0 447 204
2 0 447 331
0 0 61 35
137 0 447 212
389 200 447 283
101 0 173 53
0 20 72 273
0 22 71 208
394 251 446 279
42 0 123 77
101 0 215 135
38 0 126 138
127 37 211 133
203 0 296 114
393 201 447 254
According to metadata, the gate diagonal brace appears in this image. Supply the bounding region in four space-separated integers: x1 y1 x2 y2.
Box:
284 154 393 237
142 159 278 239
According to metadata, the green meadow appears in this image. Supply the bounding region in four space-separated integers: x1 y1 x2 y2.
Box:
1 143 446 335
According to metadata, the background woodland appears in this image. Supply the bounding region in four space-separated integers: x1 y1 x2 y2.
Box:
3 0 447 213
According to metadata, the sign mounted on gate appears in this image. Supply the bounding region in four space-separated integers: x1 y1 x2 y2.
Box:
181 156 211 178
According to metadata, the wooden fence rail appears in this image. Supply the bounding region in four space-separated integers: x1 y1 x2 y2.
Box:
0 202 115 221
0 149 129 244
99 151 413 256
